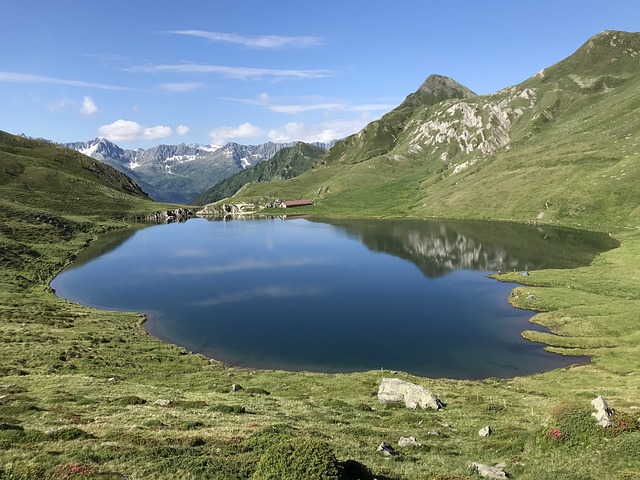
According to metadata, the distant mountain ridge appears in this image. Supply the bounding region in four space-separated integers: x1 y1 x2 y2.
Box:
62 138 336 203
192 142 328 205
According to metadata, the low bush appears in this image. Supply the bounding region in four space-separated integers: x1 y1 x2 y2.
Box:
114 395 147 405
212 404 245 414
47 427 92 441
549 400 603 445
252 437 340 480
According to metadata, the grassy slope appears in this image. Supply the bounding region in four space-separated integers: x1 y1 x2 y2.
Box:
2 31 640 479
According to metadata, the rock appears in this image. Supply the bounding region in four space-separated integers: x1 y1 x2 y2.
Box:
471 462 508 479
143 208 193 224
427 429 439 436
376 441 398 457
479 425 492 437
230 384 243 392
377 378 443 410
527 294 537 301
592 395 614 427
197 202 257 217
153 399 172 407
398 436 422 447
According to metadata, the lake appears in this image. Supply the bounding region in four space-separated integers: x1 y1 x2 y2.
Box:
51 216 617 379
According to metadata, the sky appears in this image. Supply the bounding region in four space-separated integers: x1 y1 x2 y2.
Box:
1 1 638 149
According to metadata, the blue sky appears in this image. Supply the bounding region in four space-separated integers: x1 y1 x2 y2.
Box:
1 1 638 149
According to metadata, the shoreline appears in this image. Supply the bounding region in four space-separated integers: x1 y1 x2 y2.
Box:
50 216 607 381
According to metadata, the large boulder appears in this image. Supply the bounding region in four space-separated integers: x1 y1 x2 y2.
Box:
592 395 614 428
470 462 508 479
377 378 443 410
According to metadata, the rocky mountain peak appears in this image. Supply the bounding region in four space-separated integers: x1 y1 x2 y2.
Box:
400 74 476 109
538 30 640 81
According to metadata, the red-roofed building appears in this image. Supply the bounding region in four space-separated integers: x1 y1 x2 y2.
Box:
281 200 314 208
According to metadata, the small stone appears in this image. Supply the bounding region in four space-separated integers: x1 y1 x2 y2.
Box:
376 441 398 457
527 294 537 301
479 426 492 437
398 436 421 447
153 399 172 407
427 429 439 436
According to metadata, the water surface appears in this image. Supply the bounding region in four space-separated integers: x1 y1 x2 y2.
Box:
51 217 616 379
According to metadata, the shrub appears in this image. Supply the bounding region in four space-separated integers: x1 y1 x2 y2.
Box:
252 437 340 480
549 400 602 445
243 387 270 396
182 420 205 430
606 411 640 437
243 424 298 453
212 404 245 414
143 419 166 428
47 427 92 441
53 463 99 479
114 395 147 405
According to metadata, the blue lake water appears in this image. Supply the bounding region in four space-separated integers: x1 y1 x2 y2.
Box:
51 216 617 379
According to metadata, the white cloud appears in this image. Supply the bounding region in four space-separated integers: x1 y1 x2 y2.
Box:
0 71 126 90
98 119 173 142
229 93 395 115
176 125 190 136
268 115 375 143
158 82 204 92
129 63 333 80
143 125 172 140
47 97 72 112
80 96 98 116
209 122 264 144
167 30 323 49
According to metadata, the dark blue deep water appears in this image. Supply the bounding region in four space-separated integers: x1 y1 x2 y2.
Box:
51 217 617 379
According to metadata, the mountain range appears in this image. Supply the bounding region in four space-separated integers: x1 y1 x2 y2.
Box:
192 142 328 205
62 138 335 204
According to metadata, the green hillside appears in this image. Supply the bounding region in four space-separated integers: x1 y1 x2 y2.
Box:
0 131 150 215
235 31 640 231
0 132 173 294
192 142 326 205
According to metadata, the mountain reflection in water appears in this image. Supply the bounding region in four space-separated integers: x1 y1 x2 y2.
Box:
318 217 617 277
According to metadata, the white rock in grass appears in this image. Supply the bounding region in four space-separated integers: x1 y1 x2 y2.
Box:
592 395 614 428
377 378 443 410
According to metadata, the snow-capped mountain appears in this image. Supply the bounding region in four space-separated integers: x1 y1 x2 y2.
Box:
62 138 299 203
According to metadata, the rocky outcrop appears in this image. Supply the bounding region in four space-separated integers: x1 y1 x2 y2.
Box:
377 378 443 410
196 202 258 216
143 208 194 224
